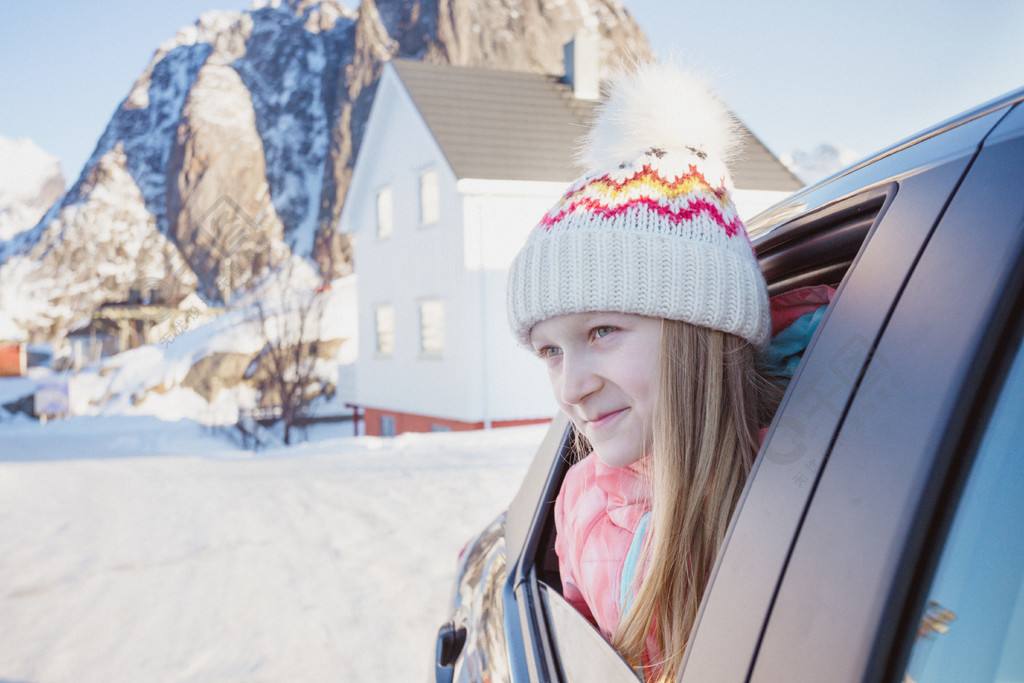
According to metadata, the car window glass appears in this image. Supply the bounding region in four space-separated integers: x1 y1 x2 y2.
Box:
903 334 1024 682
539 583 640 681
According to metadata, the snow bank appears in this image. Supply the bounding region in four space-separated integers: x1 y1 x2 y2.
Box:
0 416 549 682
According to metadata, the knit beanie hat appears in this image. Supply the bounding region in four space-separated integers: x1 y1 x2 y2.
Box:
506 63 771 350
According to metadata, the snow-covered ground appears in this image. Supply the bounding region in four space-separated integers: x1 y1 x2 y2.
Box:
0 413 547 682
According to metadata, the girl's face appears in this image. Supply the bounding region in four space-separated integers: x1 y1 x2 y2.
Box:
530 312 662 468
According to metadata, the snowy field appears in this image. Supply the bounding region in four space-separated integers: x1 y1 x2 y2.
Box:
0 413 547 682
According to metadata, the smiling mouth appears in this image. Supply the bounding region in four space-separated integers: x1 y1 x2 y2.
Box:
587 408 627 429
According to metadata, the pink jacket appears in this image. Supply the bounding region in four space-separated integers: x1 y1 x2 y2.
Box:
554 452 650 640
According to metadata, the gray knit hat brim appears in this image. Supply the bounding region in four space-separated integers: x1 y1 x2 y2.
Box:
507 225 771 349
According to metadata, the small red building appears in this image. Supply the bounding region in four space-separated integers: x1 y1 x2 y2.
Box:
0 343 27 377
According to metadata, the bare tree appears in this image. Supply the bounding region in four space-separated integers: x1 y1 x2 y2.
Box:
244 258 332 445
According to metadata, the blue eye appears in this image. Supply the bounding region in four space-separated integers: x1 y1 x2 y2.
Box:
538 346 562 359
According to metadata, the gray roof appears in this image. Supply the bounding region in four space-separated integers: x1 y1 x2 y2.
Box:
733 125 806 191
390 59 803 191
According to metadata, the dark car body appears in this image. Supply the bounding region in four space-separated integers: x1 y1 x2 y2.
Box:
436 86 1024 682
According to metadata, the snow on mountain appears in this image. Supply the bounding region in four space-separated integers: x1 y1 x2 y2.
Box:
0 144 198 341
93 25 214 242
0 136 65 241
0 414 546 681
781 143 863 185
232 6 346 257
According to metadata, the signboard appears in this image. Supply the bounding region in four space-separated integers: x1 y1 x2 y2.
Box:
35 377 70 418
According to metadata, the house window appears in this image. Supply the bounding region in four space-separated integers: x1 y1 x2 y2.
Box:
419 299 444 355
375 305 395 356
380 415 396 437
419 168 439 225
376 186 393 239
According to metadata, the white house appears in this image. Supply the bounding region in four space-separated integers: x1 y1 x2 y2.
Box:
338 52 803 436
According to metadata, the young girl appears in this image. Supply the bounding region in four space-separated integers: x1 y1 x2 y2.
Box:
506 64 783 681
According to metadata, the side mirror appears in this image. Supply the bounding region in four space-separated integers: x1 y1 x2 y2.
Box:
435 620 467 683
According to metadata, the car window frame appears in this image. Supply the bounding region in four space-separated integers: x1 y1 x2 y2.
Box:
502 413 572 682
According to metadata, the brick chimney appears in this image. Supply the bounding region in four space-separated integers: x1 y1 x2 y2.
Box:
563 32 600 100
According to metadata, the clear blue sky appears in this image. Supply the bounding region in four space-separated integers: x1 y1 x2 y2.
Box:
2 1 1022 181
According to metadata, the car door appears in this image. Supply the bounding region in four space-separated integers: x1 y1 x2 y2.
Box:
681 103 1017 681
744 99 1024 682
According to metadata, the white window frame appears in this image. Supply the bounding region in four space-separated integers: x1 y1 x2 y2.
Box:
419 168 440 226
376 186 393 239
374 304 395 356
418 298 444 356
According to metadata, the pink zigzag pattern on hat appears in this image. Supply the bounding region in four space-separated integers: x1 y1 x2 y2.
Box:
540 196 743 237
539 164 743 237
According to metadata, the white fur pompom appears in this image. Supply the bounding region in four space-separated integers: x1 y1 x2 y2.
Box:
579 63 742 174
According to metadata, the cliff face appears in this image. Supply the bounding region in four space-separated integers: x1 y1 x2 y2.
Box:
0 0 650 341
167 62 286 301
397 0 650 72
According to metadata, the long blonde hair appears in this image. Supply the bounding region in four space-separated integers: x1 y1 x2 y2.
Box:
610 319 780 681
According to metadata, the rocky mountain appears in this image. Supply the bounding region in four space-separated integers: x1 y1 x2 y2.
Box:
0 0 650 343
0 136 65 242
